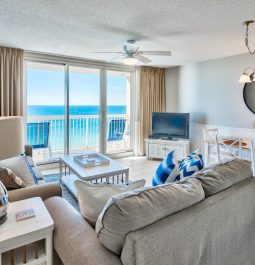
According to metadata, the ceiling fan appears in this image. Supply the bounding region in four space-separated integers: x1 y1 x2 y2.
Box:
92 40 172 65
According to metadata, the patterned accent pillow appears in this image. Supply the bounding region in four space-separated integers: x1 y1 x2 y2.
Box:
176 149 204 181
152 150 179 186
0 167 25 190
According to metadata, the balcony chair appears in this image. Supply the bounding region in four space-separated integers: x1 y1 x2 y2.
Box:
107 118 127 143
27 121 52 160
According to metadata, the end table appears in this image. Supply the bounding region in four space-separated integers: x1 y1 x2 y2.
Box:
0 197 54 265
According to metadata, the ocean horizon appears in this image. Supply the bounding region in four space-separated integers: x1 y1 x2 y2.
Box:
27 105 126 116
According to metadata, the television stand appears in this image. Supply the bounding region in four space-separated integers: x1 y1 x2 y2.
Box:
145 138 191 161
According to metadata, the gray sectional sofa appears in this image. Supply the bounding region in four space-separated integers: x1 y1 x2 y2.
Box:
45 159 255 265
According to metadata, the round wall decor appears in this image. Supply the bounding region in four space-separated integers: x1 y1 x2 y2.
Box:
243 81 255 113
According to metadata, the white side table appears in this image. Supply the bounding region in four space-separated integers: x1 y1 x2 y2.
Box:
0 197 54 265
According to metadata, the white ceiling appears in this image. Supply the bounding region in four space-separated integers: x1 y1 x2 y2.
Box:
1 0 255 67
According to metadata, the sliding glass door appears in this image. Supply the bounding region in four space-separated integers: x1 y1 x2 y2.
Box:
69 66 100 153
106 70 132 154
26 61 134 163
26 62 65 162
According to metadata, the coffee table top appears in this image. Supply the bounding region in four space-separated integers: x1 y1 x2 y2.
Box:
60 153 129 181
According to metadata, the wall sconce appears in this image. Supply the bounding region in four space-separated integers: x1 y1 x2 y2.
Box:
239 67 255 83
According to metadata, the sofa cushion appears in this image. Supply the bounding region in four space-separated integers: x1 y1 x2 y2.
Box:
75 179 145 227
194 158 252 197
0 156 36 186
152 150 179 186
175 149 204 181
0 167 25 190
96 177 205 255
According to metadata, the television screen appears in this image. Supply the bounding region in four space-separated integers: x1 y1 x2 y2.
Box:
152 112 189 139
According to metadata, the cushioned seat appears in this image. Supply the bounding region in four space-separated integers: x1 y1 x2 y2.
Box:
0 155 62 202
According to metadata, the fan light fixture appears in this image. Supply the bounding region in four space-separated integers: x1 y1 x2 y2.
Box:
239 67 255 83
122 56 138 65
242 20 255 55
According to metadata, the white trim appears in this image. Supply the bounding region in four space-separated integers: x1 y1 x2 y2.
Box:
23 60 28 141
100 68 107 154
24 51 136 72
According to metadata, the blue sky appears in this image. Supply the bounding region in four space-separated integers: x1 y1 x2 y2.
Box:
27 68 128 106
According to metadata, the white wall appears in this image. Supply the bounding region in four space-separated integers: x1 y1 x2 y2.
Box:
165 53 255 152
166 53 255 128
165 67 179 112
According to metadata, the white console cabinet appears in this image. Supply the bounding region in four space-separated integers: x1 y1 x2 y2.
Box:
145 138 190 161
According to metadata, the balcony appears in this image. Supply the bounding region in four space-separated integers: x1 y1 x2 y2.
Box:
27 114 131 163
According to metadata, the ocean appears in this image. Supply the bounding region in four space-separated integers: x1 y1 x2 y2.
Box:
27 105 126 116
27 105 127 151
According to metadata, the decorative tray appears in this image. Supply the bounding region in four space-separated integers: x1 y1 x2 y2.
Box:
73 153 110 168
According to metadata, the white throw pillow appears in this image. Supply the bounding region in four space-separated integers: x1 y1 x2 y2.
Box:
0 156 35 186
75 179 146 227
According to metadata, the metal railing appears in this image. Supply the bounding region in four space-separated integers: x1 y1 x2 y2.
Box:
27 114 129 152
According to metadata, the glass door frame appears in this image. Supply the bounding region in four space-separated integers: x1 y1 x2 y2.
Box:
24 52 135 161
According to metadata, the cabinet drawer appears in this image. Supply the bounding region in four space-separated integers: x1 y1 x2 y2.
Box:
165 146 184 161
148 144 165 159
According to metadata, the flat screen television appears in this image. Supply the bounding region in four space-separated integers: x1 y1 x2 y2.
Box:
151 112 189 139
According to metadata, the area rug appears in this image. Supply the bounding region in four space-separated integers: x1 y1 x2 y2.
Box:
44 174 80 212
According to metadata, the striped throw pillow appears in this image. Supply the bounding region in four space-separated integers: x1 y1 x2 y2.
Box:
152 151 179 186
176 149 204 181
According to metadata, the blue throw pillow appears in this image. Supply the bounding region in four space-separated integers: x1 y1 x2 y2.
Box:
152 151 179 186
175 149 204 181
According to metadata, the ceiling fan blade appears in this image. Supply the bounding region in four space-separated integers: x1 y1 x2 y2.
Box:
136 55 152 64
141 51 172 56
109 55 124 62
91 51 123 54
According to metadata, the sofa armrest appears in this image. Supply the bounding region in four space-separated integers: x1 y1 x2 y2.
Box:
8 183 62 202
24 144 33 157
44 197 122 265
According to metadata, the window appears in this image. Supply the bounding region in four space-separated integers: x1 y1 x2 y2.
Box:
26 62 65 161
25 57 134 163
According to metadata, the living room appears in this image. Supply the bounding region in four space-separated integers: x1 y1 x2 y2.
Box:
1 1 255 265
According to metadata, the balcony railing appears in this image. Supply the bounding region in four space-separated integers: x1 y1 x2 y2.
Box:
27 114 130 157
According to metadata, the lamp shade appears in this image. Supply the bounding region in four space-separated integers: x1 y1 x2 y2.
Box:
239 73 252 83
0 117 24 160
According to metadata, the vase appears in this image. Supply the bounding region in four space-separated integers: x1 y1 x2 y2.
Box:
0 181 8 225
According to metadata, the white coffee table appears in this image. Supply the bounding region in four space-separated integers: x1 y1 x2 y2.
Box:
0 197 54 265
59 153 129 198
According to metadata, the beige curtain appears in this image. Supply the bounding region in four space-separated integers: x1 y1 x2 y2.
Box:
138 66 166 155
0 47 24 116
